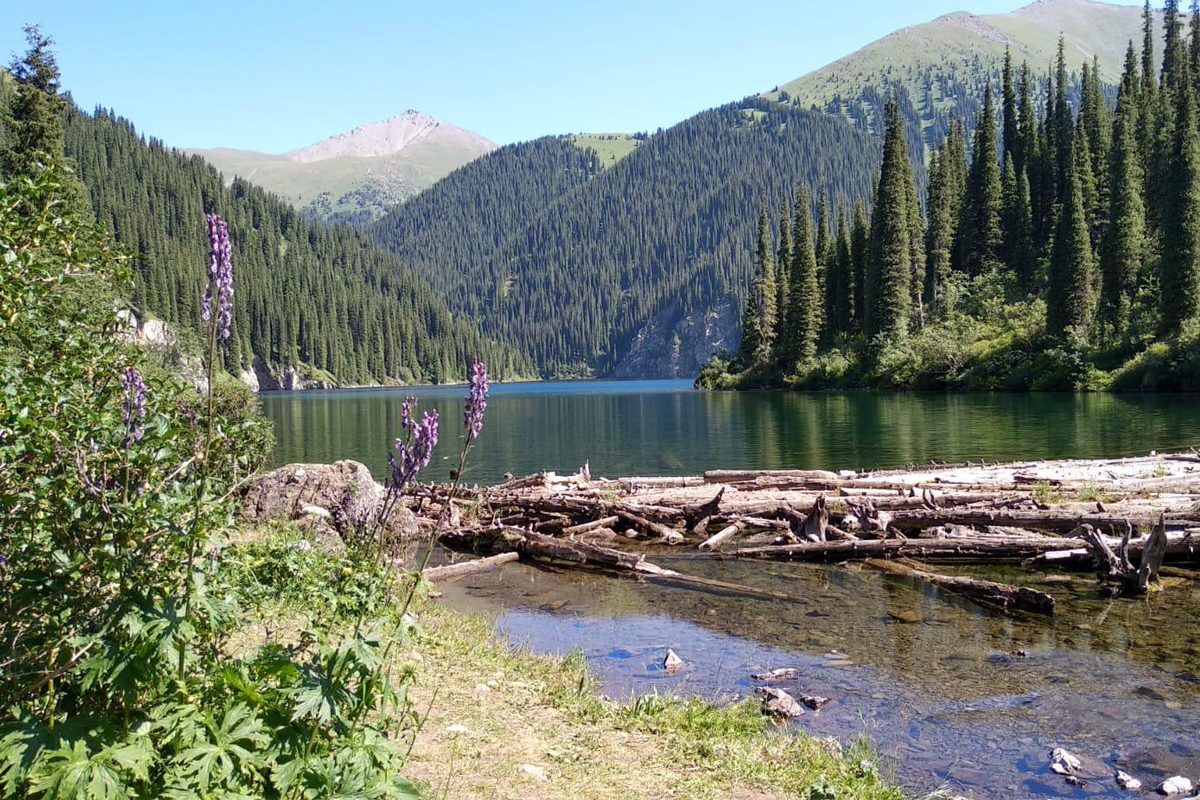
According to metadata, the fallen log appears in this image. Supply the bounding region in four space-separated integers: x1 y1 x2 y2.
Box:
423 552 519 583
683 487 725 535
562 515 620 535
614 509 684 544
723 535 1093 562
865 558 1055 614
699 522 742 551
439 526 799 603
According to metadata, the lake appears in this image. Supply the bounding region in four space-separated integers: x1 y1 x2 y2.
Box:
261 382 1200 798
261 380 1200 484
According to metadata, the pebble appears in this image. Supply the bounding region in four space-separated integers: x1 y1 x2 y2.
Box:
1115 770 1142 791
1050 747 1082 775
445 724 468 735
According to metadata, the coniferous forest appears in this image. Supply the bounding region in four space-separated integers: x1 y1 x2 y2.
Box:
0 49 531 388
370 100 884 376
708 3 1200 392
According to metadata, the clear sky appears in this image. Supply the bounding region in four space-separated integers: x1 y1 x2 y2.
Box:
0 0 1142 153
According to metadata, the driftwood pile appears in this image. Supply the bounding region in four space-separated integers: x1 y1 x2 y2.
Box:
414 452 1200 615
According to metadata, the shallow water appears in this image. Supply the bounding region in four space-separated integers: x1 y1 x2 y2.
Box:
262 381 1200 796
439 554 1200 798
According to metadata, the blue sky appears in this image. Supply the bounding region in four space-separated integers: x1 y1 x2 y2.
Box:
1 0 1141 152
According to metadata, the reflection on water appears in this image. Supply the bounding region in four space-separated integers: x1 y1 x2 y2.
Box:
261 381 1200 484
440 555 1200 799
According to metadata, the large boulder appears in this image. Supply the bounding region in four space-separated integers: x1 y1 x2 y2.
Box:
242 460 417 543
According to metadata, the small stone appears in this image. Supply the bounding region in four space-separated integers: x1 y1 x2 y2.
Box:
1050 747 1082 775
445 724 468 735
756 687 805 718
474 683 491 694
663 649 684 674
888 609 922 624
1158 776 1194 796
801 694 831 710
1115 770 1142 791
518 764 549 782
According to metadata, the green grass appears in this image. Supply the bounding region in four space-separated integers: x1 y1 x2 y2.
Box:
570 134 642 169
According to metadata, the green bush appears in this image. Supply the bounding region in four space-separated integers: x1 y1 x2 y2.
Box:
0 168 419 798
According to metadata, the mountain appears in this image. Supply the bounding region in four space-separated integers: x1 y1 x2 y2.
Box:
768 0 1161 155
189 111 496 226
370 99 882 377
56 103 530 388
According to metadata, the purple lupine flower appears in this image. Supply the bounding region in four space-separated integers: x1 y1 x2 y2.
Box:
200 213 234 340
463 359 489 440
388 397 439 490
120 366 147 446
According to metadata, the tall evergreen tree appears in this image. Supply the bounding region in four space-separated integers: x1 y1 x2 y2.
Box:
960 86 1004 274
1052 37 1073 199
1101 68 1148 334
850 200 870 330
924 150 954 312
831 201 854 336
1160 71 1200 334
1163 0 1186 89
1048 142 1098 337
1017 62 1038 178
1080 56 1111 234
1 25 65 179
816 194 833 337
1002 48 1019 166
865 100 914 340
783 187 820 361
904 152 926 329
752 203 778 359
775 201 792 339
1012 167 1037 292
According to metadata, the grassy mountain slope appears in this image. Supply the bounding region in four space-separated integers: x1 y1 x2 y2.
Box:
371 99 883 377
189 111 496 227
769 0 1161 154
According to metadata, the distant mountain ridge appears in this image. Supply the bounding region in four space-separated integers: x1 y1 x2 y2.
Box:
768 0 1162 157
189 110 496 226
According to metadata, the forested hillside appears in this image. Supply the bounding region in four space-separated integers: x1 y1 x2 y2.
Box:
0 90 529 386
711 4 1200 393
371 100 884 376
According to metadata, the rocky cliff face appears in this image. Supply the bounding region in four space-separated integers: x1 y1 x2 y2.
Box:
609 301 738 379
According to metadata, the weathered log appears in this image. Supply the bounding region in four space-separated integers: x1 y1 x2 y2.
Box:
440 526 799 602
423 552 519 583
865 558 1055 614
699 523 743 551
802 494 829 542
723 535 1091 562
614 509 684 544
684 487 725 535
562 515 620 535
703 468 840 484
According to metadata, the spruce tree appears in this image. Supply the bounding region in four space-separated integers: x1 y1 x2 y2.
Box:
816 194 832 337
1012 168 1037 292
850 200 870 330
776 201 792 339
1080 57 1111 235
1017 62 1038 178
1052 37 1073 199
1048 142 1097 337
865 100 913 340
753 203 778 359
832 201 854 335
1 25 66 179
1101 73 1147 334
783 187 820 361
904 154 926 329
1002 48 1019 166
924 150 953 312
1160 71 1200 334
960 86 1004 275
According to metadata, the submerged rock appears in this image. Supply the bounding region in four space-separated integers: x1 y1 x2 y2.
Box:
1158 776 1194 796
663 649 685 675
1115 770 1142 791
1050 747 1082 775
750 667 798 682
756 687 805 718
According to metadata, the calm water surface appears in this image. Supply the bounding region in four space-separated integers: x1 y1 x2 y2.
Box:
262 382 1200 797
261 380 1200 483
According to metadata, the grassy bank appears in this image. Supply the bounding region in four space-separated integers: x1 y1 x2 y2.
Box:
232 528 905 800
